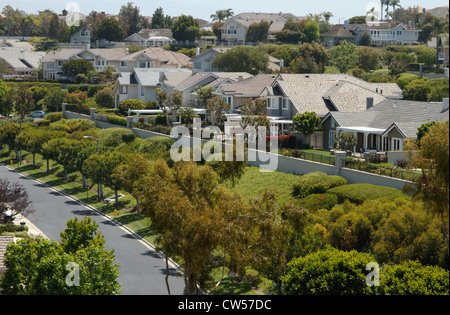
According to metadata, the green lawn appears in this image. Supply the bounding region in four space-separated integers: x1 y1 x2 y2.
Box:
225 165 300 205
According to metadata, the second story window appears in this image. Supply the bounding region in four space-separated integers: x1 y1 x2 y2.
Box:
120 85 128 94
228 27 236 34
121 61 128 68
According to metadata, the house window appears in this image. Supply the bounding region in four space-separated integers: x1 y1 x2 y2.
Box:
282 98 289 110
223 96 233 106
194 62 202 69
120 85 128 95
392 138 403 151
57 60 64 67
228 27 236 34
329 131 336 149
138 61 150 68
48 72 56 80
46 63 55 69
121 61 128 68
80 31 90 37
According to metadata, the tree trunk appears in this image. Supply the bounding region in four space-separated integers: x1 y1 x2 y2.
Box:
33 153 36 167
115 189 118 208
442 213 449 254
46 159 50 173
165 254 171 295
64 169 68 181
82 175 86 189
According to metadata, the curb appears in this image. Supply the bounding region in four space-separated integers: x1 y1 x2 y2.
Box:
1 164 184 275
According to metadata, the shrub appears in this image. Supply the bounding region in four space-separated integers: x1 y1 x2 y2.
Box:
118 99 145 112
94 88 114 108
138 136 174 154
155 114 167 126
66 91 87 106
107 115 127 126
44 112 63 123
327 183 406 204
293 172 347 198
50 119 95 134
282 246 376 295
87 85 105 98
295 193 338 211
267 135 297 149
376 261 449 295
99 128 136 148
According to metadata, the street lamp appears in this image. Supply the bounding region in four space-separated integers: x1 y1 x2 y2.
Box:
83 136 101 199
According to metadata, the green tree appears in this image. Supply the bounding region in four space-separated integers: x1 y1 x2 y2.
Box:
246 21 269 42
292 112 321 139
94 88 114 108
0 217 121 295
118 2 148 37
151 7 172 29
358 46 380 72
171 15 199 41
212 46 269 75
96 17 124 42
282 246 376 295
302 18 320 43
328 40 359 73
44 88 67 112
61 59 95 80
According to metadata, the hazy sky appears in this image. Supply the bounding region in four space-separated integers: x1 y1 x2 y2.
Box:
3 0 448 23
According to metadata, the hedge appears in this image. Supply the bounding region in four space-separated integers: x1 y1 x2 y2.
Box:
327 183 406 204
107 115 127 127
0 224 28 234
100 128 136 148
293 172 347 198
295 193 338 211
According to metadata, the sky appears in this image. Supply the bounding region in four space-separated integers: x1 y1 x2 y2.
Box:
2 0 448 24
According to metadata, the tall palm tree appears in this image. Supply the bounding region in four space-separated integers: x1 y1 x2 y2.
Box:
210 10 227 22
225 8 234 20
390 0 401 16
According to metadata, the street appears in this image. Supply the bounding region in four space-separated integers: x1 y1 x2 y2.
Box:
0 164 185 295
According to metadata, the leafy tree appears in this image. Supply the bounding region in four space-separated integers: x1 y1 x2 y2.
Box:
0 217 120 295
334 132 357 152
96 17 124 42
358 46 380 72
292 112 321 139
0 80 15 117
328 40 359 73
406 120 449 252
0 178 34 223
206 96 230 126
377 261 449 295
302 18 320 43
94 88 114 108
246 21 269 42
171 15 199 41
212 46 269 75
282 246 376 295
118 2 149 37
417 121 437 141
151 7 172 29
358 31 372 46
61 59 95 80
44 88 67 112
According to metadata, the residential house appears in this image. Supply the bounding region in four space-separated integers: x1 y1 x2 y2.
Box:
70 25 91 46
41 48 127 80
219 12 306 44
124 29 174 46
321 98 449 152
111 68 192 107
215 73 277 112
190 47 282 73
263 73 403 119
166 71 253 106
321 20 419 47
0 47 45 79
118 47 191 72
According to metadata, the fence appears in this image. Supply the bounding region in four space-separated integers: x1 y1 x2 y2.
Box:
345 157 420 182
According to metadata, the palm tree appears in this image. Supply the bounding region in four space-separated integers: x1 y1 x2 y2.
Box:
390 0 401 16
179 106 198 128
210 10 227 22
225 8 234 20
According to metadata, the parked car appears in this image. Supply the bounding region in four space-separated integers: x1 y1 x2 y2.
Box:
28 110 46 118
0 113 6 119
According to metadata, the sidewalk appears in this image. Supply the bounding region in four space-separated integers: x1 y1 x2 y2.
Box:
12 213 48 239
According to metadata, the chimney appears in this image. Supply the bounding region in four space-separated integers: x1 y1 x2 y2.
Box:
86 43 90 49
280 59 284 67
196 47 200 56
344 20 350 29
443 98 449 112
366 97 374 110
237 75 243 82
125 48 129 55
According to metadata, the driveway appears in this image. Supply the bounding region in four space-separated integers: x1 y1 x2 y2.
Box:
0 164 185 295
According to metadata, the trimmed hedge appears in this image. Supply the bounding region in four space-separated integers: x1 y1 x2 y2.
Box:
327 183 406 204
293 172 347 198
295 193 338 211
0 224 28 234
100 128 136 148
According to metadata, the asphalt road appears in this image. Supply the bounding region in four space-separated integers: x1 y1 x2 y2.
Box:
0 164 185 295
